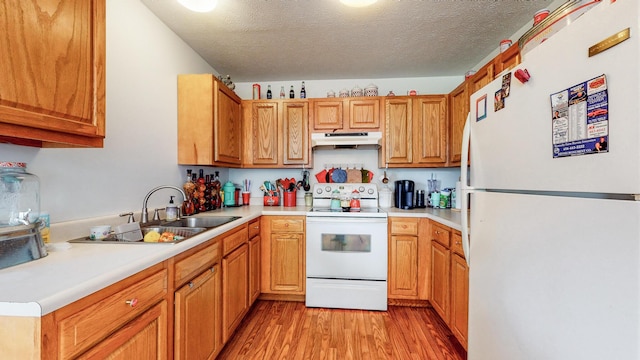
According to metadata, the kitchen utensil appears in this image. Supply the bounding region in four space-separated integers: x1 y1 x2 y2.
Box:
382 170 389 184
302 170 311 191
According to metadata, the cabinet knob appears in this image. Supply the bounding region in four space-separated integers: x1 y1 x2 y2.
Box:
125 298 138 307
284 223 289 228
210 267 216 274
188 281 194 289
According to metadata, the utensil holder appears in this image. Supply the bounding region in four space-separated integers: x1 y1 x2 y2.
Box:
263 192 280 206
283 190 297 207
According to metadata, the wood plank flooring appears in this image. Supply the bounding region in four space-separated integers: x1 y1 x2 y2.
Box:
217 300 467 360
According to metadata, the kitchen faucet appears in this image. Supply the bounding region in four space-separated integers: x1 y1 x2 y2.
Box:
141 185 187 224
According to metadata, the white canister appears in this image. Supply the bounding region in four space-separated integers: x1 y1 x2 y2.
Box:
500 39 512 53
379 185 393 208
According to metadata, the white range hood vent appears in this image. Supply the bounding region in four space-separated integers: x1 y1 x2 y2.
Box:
311 132 382 150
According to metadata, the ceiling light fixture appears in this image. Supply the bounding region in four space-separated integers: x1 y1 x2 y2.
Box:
340 0 378 8
177 0 218 13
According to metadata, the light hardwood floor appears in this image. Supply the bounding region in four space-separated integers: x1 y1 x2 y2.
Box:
217 300 467 360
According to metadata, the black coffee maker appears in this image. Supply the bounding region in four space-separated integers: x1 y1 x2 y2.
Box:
394 180 415 209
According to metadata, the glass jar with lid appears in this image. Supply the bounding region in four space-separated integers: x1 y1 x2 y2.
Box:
0 162 40 227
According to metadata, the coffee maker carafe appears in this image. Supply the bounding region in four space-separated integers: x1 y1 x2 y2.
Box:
394 180 415 209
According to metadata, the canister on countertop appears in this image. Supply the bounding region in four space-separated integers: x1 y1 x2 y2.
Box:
379 185 392 208
415 190 426 208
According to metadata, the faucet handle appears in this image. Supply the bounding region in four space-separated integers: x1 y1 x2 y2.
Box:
152 208 162 221
119 212 135 223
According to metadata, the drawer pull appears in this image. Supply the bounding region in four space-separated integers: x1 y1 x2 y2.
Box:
210 267 216 274
125 298 138 307
435 230 441 235
188 281 194 289
284 223 289 228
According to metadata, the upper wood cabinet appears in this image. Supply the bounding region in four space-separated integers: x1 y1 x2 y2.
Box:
0 0 106 147
310 97 381 132
448 82 469 166
469 61 495 94
242 99 310 168
178 74 242 166
496 44 521 75
381 95 448 168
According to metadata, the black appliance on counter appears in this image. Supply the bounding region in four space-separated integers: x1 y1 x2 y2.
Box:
394 180 415 209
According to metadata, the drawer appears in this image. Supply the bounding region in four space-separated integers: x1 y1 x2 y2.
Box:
223 224 248 255
175 240 220 287
248 218 260 239
390 218 419 235
271 218 304 232
58 269 167 359
431 223 451 247
451 231 465 257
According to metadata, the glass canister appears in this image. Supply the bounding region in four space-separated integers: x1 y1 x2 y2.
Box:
0 162 40 227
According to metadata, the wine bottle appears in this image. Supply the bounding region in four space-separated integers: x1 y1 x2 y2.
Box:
289 85 295 99
300 81 306 99
266 85 272 99
280 86 285 99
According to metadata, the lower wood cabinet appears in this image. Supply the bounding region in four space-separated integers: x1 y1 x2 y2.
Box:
222 226 250 343
430 239 450 321
388 217 430 301
77 300 168 360
249 218 261 304
40 263 169 359
260 216 305 298
450 231 469 350
174 264 221 360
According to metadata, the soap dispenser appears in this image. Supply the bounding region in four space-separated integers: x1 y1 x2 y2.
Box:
166 196 179 221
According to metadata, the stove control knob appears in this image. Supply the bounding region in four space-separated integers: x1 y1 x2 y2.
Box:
317 188 324 195
367 188 374 195
325 186 331 193
359 186 365 192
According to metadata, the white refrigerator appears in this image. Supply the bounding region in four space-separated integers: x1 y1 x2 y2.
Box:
461 1 640 359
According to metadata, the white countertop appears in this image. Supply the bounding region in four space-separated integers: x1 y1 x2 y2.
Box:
0 204 461 317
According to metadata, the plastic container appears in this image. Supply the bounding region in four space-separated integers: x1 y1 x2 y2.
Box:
500 39 512 53
379 185 393 208
223 181 236 206
0 162 40 227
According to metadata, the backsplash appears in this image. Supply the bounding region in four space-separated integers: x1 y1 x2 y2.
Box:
228 148 460 198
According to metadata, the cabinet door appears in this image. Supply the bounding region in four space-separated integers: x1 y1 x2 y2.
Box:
449 81 468 165
251 102 279 165
450 253 469 350
283 101 309 165
430 241 450 323
311 99 343 131
413 96 448 166
270 233 304 293
249 235 261 304
77 301 167 360
348 98 380 129
0 0 105 147
496 44 521 74
389 235 419 298
215 84 242 165
174 264 222 360
470 62 495 94
385 98 412 165
223 244 249 343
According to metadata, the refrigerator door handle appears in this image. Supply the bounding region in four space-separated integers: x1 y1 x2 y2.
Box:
460 112 472 266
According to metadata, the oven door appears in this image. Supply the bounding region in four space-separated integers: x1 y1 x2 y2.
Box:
306 216 387 281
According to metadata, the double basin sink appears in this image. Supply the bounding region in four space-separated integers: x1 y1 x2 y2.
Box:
69 216 241 244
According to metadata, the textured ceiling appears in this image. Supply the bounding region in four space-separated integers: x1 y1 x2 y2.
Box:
141 0 555 82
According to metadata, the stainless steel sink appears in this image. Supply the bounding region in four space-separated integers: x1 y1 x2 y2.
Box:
162 216 240 229
68 226 207 244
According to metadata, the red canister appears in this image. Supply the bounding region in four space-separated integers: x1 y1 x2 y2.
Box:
533 9 550 26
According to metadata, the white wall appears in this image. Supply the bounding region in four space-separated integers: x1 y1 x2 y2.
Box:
0 0 217 223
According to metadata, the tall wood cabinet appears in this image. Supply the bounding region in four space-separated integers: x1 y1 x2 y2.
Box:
430 222 451 322
242 100 310 168
381 95 448 168
450 230 469 350
178 74 242 166
0 0 106 147
260 216 305 299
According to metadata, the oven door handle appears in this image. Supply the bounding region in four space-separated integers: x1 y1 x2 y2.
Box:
305 217 388 224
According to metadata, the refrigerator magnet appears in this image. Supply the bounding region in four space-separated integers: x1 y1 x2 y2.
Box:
502 73 512 98
476 95 487 121
494 90 505 111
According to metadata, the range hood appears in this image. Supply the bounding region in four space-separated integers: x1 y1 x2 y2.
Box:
311 132 382 150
